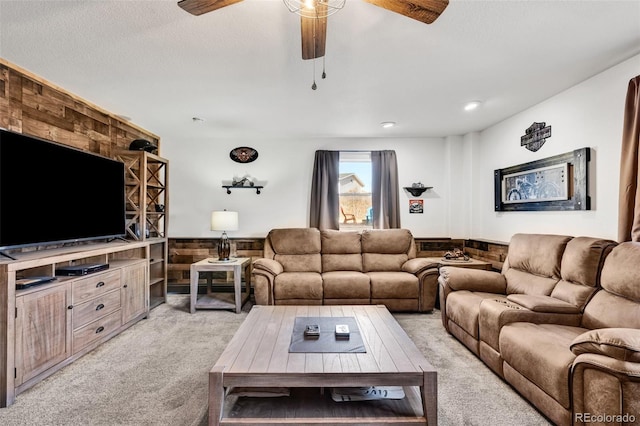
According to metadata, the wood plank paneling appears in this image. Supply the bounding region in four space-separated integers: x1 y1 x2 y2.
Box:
0 58 159 158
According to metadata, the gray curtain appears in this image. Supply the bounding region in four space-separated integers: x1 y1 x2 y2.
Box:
618 75 640 242
371 150 401 229
309 150 340 230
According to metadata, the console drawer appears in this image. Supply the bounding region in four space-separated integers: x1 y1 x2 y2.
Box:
72 289 121 329
72 270 121 304
72 310 121 354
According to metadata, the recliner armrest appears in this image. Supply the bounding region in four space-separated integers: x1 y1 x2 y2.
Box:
252 258 284 276
402 258 440 275
571 328 640 362
507 294 581 314
439 266 507 294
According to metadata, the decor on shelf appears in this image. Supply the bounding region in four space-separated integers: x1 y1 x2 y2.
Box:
223 176 264 194
521 122 552 152
494 147 590 212
210 210 239 261
232 176 255 187
230 146 258 163
128 138 157 153
403 183 432 197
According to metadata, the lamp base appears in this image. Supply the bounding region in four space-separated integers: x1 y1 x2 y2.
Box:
217 232 231 261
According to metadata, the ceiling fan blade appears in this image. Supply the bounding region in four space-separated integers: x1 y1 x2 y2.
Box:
363 0 449 24
177 0 243 16
301 14 327 60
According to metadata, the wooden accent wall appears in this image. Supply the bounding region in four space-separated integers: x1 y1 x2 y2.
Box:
167 236 509 292
0 58 159 156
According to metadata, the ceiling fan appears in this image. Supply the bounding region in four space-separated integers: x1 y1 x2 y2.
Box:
177 0 449 60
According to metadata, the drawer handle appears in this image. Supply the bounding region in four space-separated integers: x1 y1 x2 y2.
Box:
123 284 128 288
96 303 105 311
95 326 105 334
68 305 73 310
96 281 105 288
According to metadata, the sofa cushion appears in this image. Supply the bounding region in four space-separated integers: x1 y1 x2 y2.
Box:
361 229 413 254
446 291 507 339
500 322 585 409
599 241 640 303
504 268 558 296
363 253 408 272
506 294 581 314
570 328 640 362
368 272 418 299
273 272 323 301
321 230 363 272
559 237 616 288
322 271 370 300
269 228 321 254
505 233 571 279
274 254 322 273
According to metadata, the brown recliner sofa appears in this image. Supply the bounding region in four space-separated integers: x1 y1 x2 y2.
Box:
252 227 440 312
439 234 640 425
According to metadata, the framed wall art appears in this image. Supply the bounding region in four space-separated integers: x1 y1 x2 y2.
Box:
494 147 590 212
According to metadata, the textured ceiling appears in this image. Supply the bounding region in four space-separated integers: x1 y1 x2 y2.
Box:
1 0 639 144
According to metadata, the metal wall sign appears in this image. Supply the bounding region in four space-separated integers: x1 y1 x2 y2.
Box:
521 122 552 152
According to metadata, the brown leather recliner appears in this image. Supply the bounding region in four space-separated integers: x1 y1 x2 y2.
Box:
438 234 640 425
252 228 441 312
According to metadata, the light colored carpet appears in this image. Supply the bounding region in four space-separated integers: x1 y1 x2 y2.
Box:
0 296 551 425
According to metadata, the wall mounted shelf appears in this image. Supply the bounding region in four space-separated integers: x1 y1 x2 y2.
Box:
403 186 432 197
223 185 263 194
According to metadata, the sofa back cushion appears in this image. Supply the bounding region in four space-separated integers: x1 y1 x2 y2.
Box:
321 230 362 272
582 242 640 329
266 228 322 273
503 233 572 295
361 229 414 272
550 237 617 309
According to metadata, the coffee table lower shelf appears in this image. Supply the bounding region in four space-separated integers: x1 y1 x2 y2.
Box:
220 386 426 425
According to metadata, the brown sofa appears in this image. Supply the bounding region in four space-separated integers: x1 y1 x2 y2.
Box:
439 233 640 425
251 227 440 312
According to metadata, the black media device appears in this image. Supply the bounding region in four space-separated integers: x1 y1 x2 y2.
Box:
304 324 320 338
56 263 109 276
16 276 57 290
0 128 126 250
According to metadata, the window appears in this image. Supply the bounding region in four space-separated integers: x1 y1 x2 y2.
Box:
339 152 372 230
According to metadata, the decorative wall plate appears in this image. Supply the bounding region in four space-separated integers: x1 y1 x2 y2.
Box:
230 146 258 163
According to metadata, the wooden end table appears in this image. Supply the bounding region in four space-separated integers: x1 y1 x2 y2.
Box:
190 257 251 314
422 256 493 271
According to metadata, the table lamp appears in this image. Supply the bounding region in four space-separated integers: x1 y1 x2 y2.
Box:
211 210 238 261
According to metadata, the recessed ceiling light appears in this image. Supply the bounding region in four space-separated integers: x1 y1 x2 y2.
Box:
381 121 396 128
464 101 482 111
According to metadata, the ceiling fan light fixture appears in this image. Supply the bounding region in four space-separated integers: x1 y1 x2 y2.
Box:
283 0 346 18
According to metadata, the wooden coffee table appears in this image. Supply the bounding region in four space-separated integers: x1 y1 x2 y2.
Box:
209 305 437 425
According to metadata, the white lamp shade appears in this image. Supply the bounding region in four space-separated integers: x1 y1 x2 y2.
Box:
211 211 239 231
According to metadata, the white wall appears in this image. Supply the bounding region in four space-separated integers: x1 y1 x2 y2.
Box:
470 54 640 243
164 53 640 242
165 136 447 238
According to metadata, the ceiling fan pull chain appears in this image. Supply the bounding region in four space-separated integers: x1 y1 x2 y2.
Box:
312 57 317 90
311 11 318 90
322 56 326 79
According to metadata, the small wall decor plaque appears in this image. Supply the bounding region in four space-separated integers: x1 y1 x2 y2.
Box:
409 199 424 214
521 122 552 152
230 146 258 163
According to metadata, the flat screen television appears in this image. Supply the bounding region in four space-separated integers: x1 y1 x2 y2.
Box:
0 128 126 251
